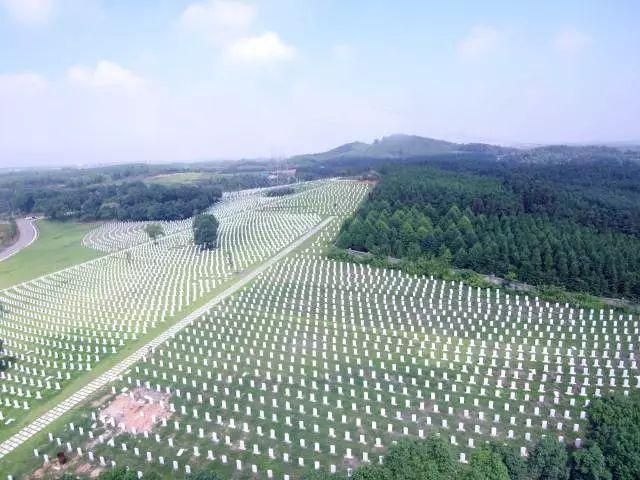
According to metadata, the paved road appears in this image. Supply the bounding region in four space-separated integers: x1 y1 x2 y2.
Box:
0 218 38 262
0 216 334 460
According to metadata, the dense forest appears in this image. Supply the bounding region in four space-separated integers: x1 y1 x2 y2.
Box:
12 181 221 222
0 163 296 221
336 159 640 300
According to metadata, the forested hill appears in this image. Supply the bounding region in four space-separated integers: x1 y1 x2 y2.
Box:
336 158 640 301
292 134 639 166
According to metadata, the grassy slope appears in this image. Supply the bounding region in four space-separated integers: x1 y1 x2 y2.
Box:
0 220 102 290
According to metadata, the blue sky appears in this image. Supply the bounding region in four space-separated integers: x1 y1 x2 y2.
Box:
0 0 639 166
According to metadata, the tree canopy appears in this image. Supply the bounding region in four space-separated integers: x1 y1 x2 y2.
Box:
463 449 510 480
144 223 165 244
8 180 221 222
193 214 219 249
570 443 611 480
586 394 640 480
528 436 570 480
336 161 640 300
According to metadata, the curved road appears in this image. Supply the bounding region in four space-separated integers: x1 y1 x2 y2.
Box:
0 218 38 262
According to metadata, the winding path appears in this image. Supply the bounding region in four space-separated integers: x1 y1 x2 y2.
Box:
0 218 38 262
0 216 334 460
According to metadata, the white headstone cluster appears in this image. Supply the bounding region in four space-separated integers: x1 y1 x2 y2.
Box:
0 180 365 429
20 179 634 480
82 218 192 252
70 246 635 477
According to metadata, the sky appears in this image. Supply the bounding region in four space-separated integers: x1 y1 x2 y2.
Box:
0 0 639 167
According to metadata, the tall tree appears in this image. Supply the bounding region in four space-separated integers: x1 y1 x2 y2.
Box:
193 214 219 249
144 223 165 245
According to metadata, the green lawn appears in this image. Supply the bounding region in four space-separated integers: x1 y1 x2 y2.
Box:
146 171 214 185
0 220 102 289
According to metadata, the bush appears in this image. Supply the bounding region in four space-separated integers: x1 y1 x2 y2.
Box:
463 449 510 480
383 437 458 480
528 436 569 480
488 443 528 480
265 186 296 197
189 470 222 480
586 394 640 480
98 466 138 480
570 443 611 480
351 464 391 480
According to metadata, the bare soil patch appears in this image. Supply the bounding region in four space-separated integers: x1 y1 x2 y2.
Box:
99 387 172 434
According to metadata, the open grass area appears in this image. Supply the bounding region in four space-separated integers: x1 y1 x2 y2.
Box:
146 171 215 185
0 220 102 289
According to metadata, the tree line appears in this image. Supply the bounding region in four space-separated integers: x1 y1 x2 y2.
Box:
11 181 222 222
336 163 640 300
0 219 17 248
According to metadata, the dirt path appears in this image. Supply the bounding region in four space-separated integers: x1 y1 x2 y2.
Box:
0 218 38 262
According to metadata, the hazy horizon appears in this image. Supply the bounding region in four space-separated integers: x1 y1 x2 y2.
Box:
1 0 639 167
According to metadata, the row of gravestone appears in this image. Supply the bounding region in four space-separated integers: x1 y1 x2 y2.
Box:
0 180 363 422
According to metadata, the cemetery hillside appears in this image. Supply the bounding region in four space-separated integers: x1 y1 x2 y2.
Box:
0 140 640 480
0 3 639 478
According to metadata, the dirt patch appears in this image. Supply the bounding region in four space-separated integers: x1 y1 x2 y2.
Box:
32 455 105 480
99 387 172 434
89 468 105 478
75 462 100 477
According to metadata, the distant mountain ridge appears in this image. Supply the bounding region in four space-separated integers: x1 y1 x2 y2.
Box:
290 133 640 166
290 134 513 163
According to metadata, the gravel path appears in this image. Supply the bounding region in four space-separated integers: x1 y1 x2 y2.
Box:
0 218 38 262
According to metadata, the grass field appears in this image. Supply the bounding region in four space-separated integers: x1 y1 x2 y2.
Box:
0 220 102 289
146 172 215 185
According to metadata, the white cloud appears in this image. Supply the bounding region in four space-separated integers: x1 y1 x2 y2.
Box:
227 32 295 64
180 0 296 65
457 25 501 59
1 0 53 25
67 61 144 90
554 27 591 55
0 73 47 93
180 0 256 43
